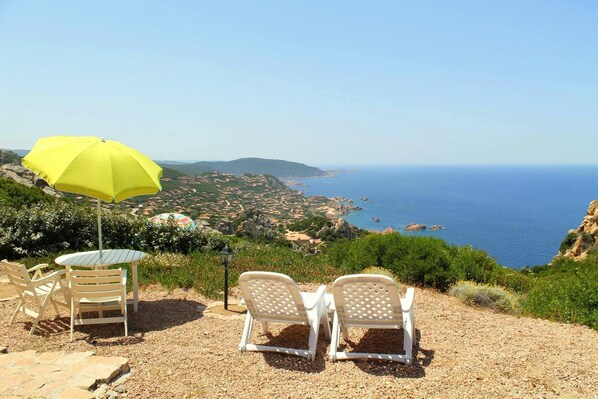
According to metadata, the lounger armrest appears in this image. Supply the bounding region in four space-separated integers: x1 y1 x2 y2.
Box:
303 285 327 310
32 269 66 285
400 287 415 312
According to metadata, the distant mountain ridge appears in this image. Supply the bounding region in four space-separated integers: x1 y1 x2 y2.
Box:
161 157 326 178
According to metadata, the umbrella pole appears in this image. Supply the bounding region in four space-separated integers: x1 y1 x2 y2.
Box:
97 199 103 259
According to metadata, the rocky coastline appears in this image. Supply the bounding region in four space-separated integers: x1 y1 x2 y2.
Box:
559 199 598 260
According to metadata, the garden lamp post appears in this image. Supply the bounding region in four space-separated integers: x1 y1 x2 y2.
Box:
220 245 234 310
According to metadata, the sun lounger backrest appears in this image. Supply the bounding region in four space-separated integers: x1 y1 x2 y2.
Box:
333 274 403 328
239 272 309 324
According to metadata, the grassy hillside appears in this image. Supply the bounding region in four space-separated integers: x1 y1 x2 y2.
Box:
163 157 326 178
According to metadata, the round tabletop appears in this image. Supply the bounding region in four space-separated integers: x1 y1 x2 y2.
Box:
55 249 147 267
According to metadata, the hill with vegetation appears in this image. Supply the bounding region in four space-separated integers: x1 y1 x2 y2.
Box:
1 165 596 331
0 150 23 165
162 157 326 178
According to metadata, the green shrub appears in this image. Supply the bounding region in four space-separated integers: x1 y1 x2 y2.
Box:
520 259 598 329
136 243 342 300
0 178 55 209
0 201 225 259
449 281 518 313
361 266 397 280
450 245 499 283
488 267 534 293
559 232 579 253
327 233 466 291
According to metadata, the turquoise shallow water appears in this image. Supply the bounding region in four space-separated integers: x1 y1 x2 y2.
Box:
299 165 598 268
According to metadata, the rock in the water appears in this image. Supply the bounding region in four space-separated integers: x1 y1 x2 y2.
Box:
404 223 426 231
429 225 445 231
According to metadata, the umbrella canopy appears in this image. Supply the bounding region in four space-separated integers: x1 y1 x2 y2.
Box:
22 136 162 203
150 213 196 230
22 136 163 256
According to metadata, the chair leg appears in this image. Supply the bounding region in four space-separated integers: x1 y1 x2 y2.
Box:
70 301 75 342
238 313 254 352
30 295 48 335
9 300 24 325
51 299 61 317
123 288 128 337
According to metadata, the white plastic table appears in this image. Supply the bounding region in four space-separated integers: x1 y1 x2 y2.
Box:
55 249 147 312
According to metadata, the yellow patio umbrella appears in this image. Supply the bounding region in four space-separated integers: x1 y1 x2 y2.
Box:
22 136 163 257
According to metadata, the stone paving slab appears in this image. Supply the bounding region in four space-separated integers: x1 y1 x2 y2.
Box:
0 350 129 399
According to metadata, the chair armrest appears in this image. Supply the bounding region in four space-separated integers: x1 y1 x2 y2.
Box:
302 285 327 310
28 263 51 279
27 263 50 273
32 269 66 285
400 287 415 312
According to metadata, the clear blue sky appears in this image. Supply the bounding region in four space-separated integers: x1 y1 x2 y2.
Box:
1 1 596 166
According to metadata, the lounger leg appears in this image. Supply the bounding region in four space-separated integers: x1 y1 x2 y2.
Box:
307 316 320 361
238 313 254 352
411 308 416 347
320 302 331 339
123 292 128 337
403 316 413 363
328 312 340 361
342 326 349 341
260 321 269 334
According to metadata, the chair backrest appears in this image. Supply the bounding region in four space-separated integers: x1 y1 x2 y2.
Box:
69 269 125 302
239 272 309 324
1 260 33 295
333 274 403 328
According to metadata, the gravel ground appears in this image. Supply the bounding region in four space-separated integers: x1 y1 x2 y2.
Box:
1 283 597 399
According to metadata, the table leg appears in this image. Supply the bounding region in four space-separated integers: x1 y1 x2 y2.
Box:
132 261 139 312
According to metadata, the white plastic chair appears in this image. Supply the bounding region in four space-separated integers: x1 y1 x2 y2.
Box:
328 274 415 364
238 271 331 361
1 260 68 335
69 268 128 341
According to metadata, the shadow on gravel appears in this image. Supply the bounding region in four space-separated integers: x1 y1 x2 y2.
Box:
341 328 433 378
260 324 327 373
24 298 206 344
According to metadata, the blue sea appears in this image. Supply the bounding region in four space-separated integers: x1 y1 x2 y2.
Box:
299 166 598 268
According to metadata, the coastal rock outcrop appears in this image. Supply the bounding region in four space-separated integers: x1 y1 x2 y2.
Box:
316 218 357 240
558 200 598 260
235 209 280 241
0 164 62 198
195 220 222 235
214 219 234 235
